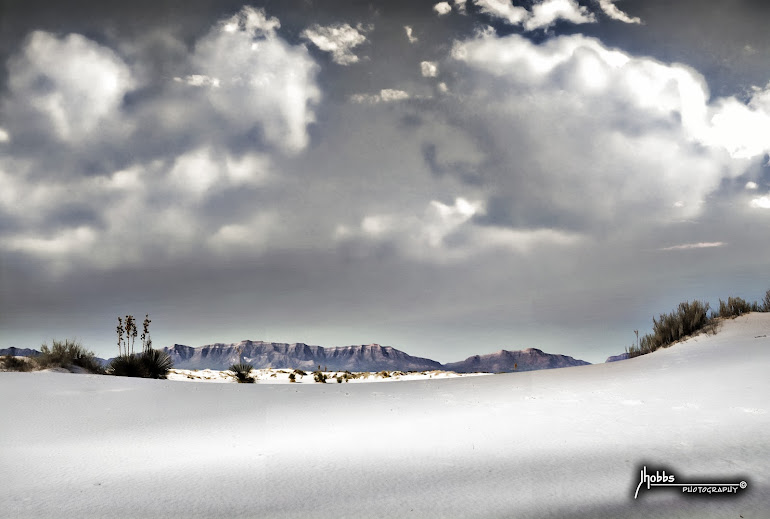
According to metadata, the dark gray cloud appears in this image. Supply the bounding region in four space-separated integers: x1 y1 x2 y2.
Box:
1 0 770 364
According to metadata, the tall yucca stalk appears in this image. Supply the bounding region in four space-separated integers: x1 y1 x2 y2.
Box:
142 314 152 353
116 317 124 356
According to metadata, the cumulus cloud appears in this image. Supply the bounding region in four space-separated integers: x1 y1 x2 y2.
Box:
421 61 439 77
173 74 220 88
474 0 528 25
190 6 320 153
434 2 453 16
351 89 411 103
404 25 418 44
750 196 770 209
597 0 642 25
301 23 368 65
4 31 133 143
0 128 9 143
336 198 580 262
0 6 320 273
525 0 596 31
446 30 769 230
473 0 594 30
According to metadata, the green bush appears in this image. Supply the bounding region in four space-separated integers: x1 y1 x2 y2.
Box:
0 355 33 372
718 296 753 318
229 363 256 383
37 339 103 374
627 300 711 358
140 349 173 379
108 349 173 379
109 354 148 377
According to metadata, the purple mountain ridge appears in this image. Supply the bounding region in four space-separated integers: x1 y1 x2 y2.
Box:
163 341 444 372
442 348 591 373
163 342 591 372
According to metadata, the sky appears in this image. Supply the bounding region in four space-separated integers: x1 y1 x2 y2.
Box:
1 0 769 364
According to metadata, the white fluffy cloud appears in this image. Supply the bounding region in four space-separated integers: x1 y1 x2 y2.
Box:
421 61 439 77
0 6 320 272
4 31 133 142
351 89 411 103
447 30 770 228
336 198 580 262
404 26 418 44
474 0 528 25
750 196 770 209
525 0 595 31
597 0 642 25
190 6 320 153
302 23 368 65
434 2 453 16
474 0 594 30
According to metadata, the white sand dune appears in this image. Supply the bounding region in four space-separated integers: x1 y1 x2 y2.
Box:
2 314 769 518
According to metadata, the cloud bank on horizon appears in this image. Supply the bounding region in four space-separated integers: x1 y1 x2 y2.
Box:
1 0 769 362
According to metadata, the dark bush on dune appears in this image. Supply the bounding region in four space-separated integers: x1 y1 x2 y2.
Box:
141 349 173 379
108 350 173 379
229 363 256 383
0 355 34 372
37 339 103 374
627 300 711 358
718 296 755 318
627 289 770 359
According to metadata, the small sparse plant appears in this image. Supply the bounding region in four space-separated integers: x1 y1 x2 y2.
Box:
229 363 256 383
289 372 296 382
313 370 327 383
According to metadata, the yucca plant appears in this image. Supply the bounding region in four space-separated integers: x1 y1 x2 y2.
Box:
108 354 147 377
229 363 256 383
140 349 173 379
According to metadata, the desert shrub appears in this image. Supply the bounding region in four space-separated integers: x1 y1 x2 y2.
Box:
1 355 34 372
294 369 307 376
108 349 173 378
313 370 327 383
289 373 296 382
378 370 391 378
37 339 103 373
762 290 770 312
336 376 342 383
718 296 753 318
108 354 148 377
627 300 711 358
140 349 173 379
229 363 256 383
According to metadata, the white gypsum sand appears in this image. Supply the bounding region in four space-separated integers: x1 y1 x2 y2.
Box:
1 314 768 518
166 368 492 383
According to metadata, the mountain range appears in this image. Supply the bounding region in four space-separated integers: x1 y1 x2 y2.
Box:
2 342 596 373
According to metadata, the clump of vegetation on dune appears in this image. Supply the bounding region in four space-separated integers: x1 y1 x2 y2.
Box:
1 339 103 374
108 314 173 379
0 355 35 372
626 289 770 358
229 363 256 383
